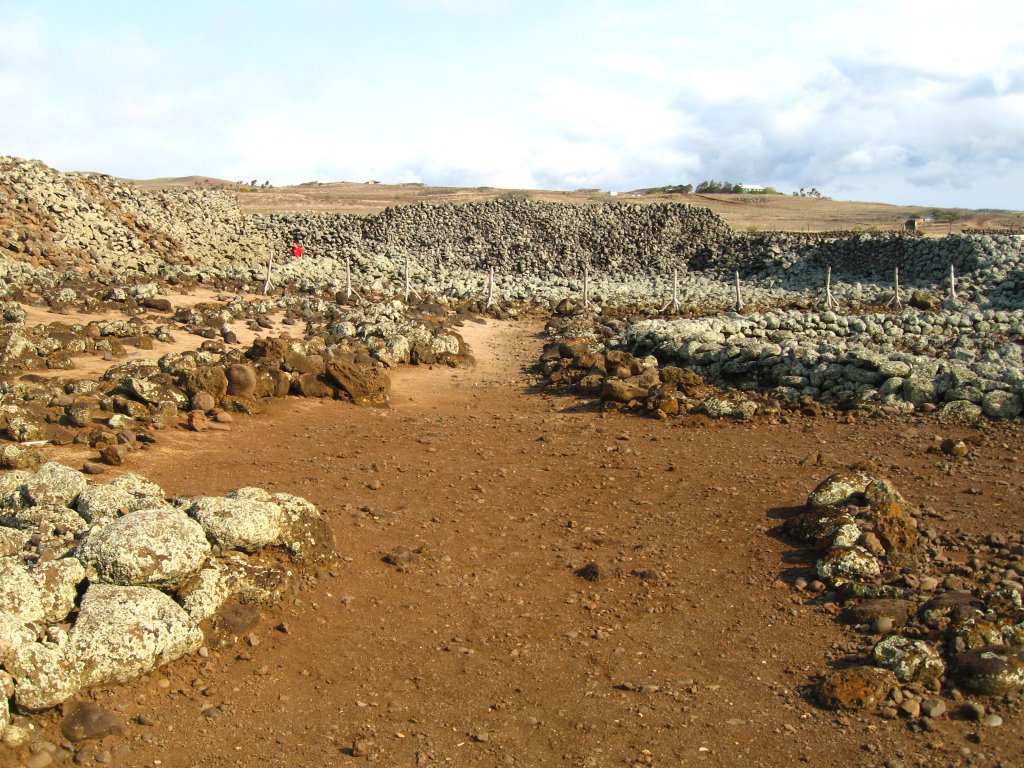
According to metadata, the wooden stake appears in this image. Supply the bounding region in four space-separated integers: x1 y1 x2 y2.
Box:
344 257 362 302
583 265 590 309
660 268 681 313
824 265 838 309
949 263 958 302
885 266 903 309
486 266 495 308
404 254 423 302
734 271 744 310
263 254 274 295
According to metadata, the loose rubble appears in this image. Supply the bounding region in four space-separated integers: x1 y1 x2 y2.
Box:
777 470 1024 727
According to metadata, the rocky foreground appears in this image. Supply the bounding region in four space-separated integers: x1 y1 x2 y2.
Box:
1 156 1023 761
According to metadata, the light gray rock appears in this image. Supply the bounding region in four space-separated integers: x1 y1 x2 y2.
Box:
22 462 88 508
0 470 31 510
8 641 80 711
74 484 137 524
817 545 882 584
68 583 203 688
0 558 85 625
871 636 945 687
77 508 211 587
108 472 166 500
189 495 285 552
0 610 35 665
981 390 1023 420
807 471 870 508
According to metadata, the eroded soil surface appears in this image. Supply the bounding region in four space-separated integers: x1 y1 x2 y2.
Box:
14 318 1024 768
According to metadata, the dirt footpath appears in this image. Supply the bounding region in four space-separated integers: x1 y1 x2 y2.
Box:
21 318 1024 768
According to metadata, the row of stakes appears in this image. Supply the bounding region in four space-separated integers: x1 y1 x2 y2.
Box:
264 251 960 313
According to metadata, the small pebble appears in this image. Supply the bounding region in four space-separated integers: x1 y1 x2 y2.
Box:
980 714 1003 727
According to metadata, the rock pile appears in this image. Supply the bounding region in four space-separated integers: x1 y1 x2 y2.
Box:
0 306 393 462
778 471 1024 723
0 156 273 286
0 462 330 741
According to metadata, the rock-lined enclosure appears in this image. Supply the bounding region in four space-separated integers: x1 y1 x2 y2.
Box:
3 155 1022 423
2 155 1024 741
4 156 1023 309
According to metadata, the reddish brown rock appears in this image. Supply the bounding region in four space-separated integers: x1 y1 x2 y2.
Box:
817 666 898 711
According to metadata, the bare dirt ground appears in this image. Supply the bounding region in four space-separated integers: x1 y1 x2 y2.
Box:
19 317 1024 768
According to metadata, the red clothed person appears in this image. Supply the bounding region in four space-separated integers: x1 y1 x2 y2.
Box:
290 244 305 259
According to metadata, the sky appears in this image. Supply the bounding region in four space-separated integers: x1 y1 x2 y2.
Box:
2 0 1022 209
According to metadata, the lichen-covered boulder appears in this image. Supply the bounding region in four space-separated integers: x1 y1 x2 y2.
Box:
0 526 27 556
176 561 233 623
816 546 881 584
0 444 47 471
77 508 211 587
69 583 203 688
818 666 898 711
871 636 945 688
8 641 80 711
74 484 137 524
949 646 1024 694
920 591 984 626
0 558 85 624
272 492 334 563
696 396 757 421
0 610 35 664
806 471 870 508
22 462 88 508
5 504 88 540
0 470 31 509
108 472 165 499
981 390 1022 420
188 495 285 553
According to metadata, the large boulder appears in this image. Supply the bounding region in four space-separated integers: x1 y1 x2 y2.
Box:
22 462 88 508
0 558 85 624
324 358 390 405
225 363 258 398
68 583 203 688
76 508 211 587
949 646 1024 695
0 610 35 664
8 641 80 711
871 636 945 688
188 495 285 552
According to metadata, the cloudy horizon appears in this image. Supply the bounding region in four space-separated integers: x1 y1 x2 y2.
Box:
2 0 1022 210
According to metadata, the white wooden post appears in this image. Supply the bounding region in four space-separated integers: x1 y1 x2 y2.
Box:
403 254 422 302
486 266 495 308
949 263 958 302
263 254 274 295
886 266 903 309
660 268 681 313
583 265 590 309
824 265 838 309
344 257 362 302
734 270 744 310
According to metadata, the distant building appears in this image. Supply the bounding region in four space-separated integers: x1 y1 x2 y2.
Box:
904 217 923 232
